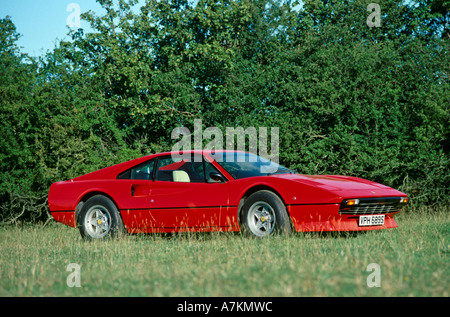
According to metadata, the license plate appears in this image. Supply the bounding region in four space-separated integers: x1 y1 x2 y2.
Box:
359 215 385 226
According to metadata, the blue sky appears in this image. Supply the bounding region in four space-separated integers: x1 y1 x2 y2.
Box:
1 0 105 57
1 0 302 58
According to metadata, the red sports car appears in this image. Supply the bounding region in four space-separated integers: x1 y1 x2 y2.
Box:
48 150 409 239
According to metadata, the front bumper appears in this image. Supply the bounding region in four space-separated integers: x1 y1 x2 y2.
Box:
287 203 401 232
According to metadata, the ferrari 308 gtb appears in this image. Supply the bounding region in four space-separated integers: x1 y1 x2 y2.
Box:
48 150 409 239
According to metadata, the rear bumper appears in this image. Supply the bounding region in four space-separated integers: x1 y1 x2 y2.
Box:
51 211 76 228
287 204 399 232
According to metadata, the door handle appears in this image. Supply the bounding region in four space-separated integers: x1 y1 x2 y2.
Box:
131 184 151 197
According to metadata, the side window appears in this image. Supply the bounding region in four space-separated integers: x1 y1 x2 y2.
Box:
117 159 155 180
131 160 155 180
155 154 224 183
155 156 182 182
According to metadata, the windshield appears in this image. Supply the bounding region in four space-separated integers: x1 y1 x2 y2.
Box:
212 152 294 179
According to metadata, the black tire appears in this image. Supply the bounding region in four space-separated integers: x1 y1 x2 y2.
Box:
78 195 126 240
240 190 291 237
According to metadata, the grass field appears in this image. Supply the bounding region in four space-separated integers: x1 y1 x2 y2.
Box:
0 207 448 297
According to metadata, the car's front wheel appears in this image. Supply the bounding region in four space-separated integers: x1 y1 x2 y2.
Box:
78 195 126 240
241 190 291 237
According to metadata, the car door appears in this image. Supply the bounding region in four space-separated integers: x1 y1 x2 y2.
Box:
148 153 235 231
114 158 155 231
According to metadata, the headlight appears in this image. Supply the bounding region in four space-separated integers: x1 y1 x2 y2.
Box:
346 199 360 206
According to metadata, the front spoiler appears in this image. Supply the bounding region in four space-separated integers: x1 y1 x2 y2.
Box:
287 203 399 232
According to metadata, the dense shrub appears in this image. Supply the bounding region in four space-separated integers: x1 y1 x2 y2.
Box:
1 0 448 223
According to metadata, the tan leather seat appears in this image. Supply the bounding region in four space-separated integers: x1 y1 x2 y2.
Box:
173 170 190 182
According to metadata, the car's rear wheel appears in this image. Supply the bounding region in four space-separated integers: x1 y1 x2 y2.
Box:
78 195 126 240
241 190 291 237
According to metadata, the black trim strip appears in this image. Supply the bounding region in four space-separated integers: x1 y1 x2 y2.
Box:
286 203 339 206
134 225 238 229
121 205 238 211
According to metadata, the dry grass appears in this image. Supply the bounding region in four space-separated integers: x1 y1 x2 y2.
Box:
0 206 448 296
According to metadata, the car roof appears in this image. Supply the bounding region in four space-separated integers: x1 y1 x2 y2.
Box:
71 150 248 181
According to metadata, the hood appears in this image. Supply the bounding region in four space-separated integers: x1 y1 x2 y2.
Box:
272 173 394 192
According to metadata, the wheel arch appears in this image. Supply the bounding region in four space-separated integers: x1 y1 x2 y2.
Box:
75 191 120 226
237 185 288 224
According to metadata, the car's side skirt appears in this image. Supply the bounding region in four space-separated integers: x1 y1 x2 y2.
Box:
120 206 240 233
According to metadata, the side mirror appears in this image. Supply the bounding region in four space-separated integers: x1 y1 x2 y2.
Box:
209 172 225 183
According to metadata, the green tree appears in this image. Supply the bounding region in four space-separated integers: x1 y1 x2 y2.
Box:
272 0 449 204
1 0 448 224
0 17 44 223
